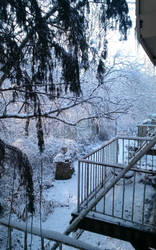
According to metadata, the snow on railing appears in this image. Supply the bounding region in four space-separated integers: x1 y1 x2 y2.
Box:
0 218 101 250
48 135 156 250
116 136 156 170
77 136 156 228
84 137 118 164
77 138 118 211
90 162 156 227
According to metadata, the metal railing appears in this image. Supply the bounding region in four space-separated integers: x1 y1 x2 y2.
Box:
84 137 118 164
0 219 101 250
77 138 119 211
137 124 156 137
1 136 156 249
116 136 156 170
90 163 156 227
77 136 156 228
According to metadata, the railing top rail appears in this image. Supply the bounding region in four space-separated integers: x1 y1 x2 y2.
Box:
83 136 153 159
0 219 101 250
69 135 156 243
137 125 156 127
116 135 152 141
78 159 122 168
83 137 117 159
78 159 156 175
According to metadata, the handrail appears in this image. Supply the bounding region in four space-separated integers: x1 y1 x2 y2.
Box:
83 137 117 159
137 125 156 127
53 135 156 249
78 159 121 167
83 136 153 160
64 136 156 229
0 219 101 250
116 136 152 140
78 159 156 174
58 135 156 240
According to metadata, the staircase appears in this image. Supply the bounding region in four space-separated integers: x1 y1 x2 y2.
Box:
72 136 156 250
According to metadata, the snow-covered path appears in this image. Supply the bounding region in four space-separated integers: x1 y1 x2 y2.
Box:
43 161 78 233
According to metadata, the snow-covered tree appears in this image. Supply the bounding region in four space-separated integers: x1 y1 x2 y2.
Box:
0 0 132 216
0 0 132 150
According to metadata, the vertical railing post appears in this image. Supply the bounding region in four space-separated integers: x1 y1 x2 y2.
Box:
131 171 136 222
84 162 86 200
81 162 84 206
90 161 92 193
86 163 89 206
121 175 125 219
122 138 125 164
152 149 154 171
142 173 147 225
8 227 12 250
112 167 115 217
41 237 44 250
128 139 130 163
102 147 104 186
59 242 62 250
116 138 118 164
24 231 28 250
77 160 80 212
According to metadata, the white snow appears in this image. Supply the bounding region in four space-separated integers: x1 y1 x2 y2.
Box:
2 138 156 249
31 160 135 250
1 136 156 249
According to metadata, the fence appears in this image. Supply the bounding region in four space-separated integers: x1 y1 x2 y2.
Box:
1 136 156 249
77 136 156 228
137 124 156 137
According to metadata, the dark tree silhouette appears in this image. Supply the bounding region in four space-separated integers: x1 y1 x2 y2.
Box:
0 0 132 217
0 0 132 151
0 0 131 90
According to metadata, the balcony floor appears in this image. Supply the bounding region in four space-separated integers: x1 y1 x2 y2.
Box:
72 210 156 249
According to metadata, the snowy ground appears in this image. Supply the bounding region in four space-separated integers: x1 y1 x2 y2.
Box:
1 160 135 250
1 140 156 249
31 161 135 250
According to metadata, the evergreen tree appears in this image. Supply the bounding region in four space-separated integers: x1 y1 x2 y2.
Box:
0 0 132 151
0 0 132 216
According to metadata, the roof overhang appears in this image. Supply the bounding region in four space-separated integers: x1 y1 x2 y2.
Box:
136 0 156 65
